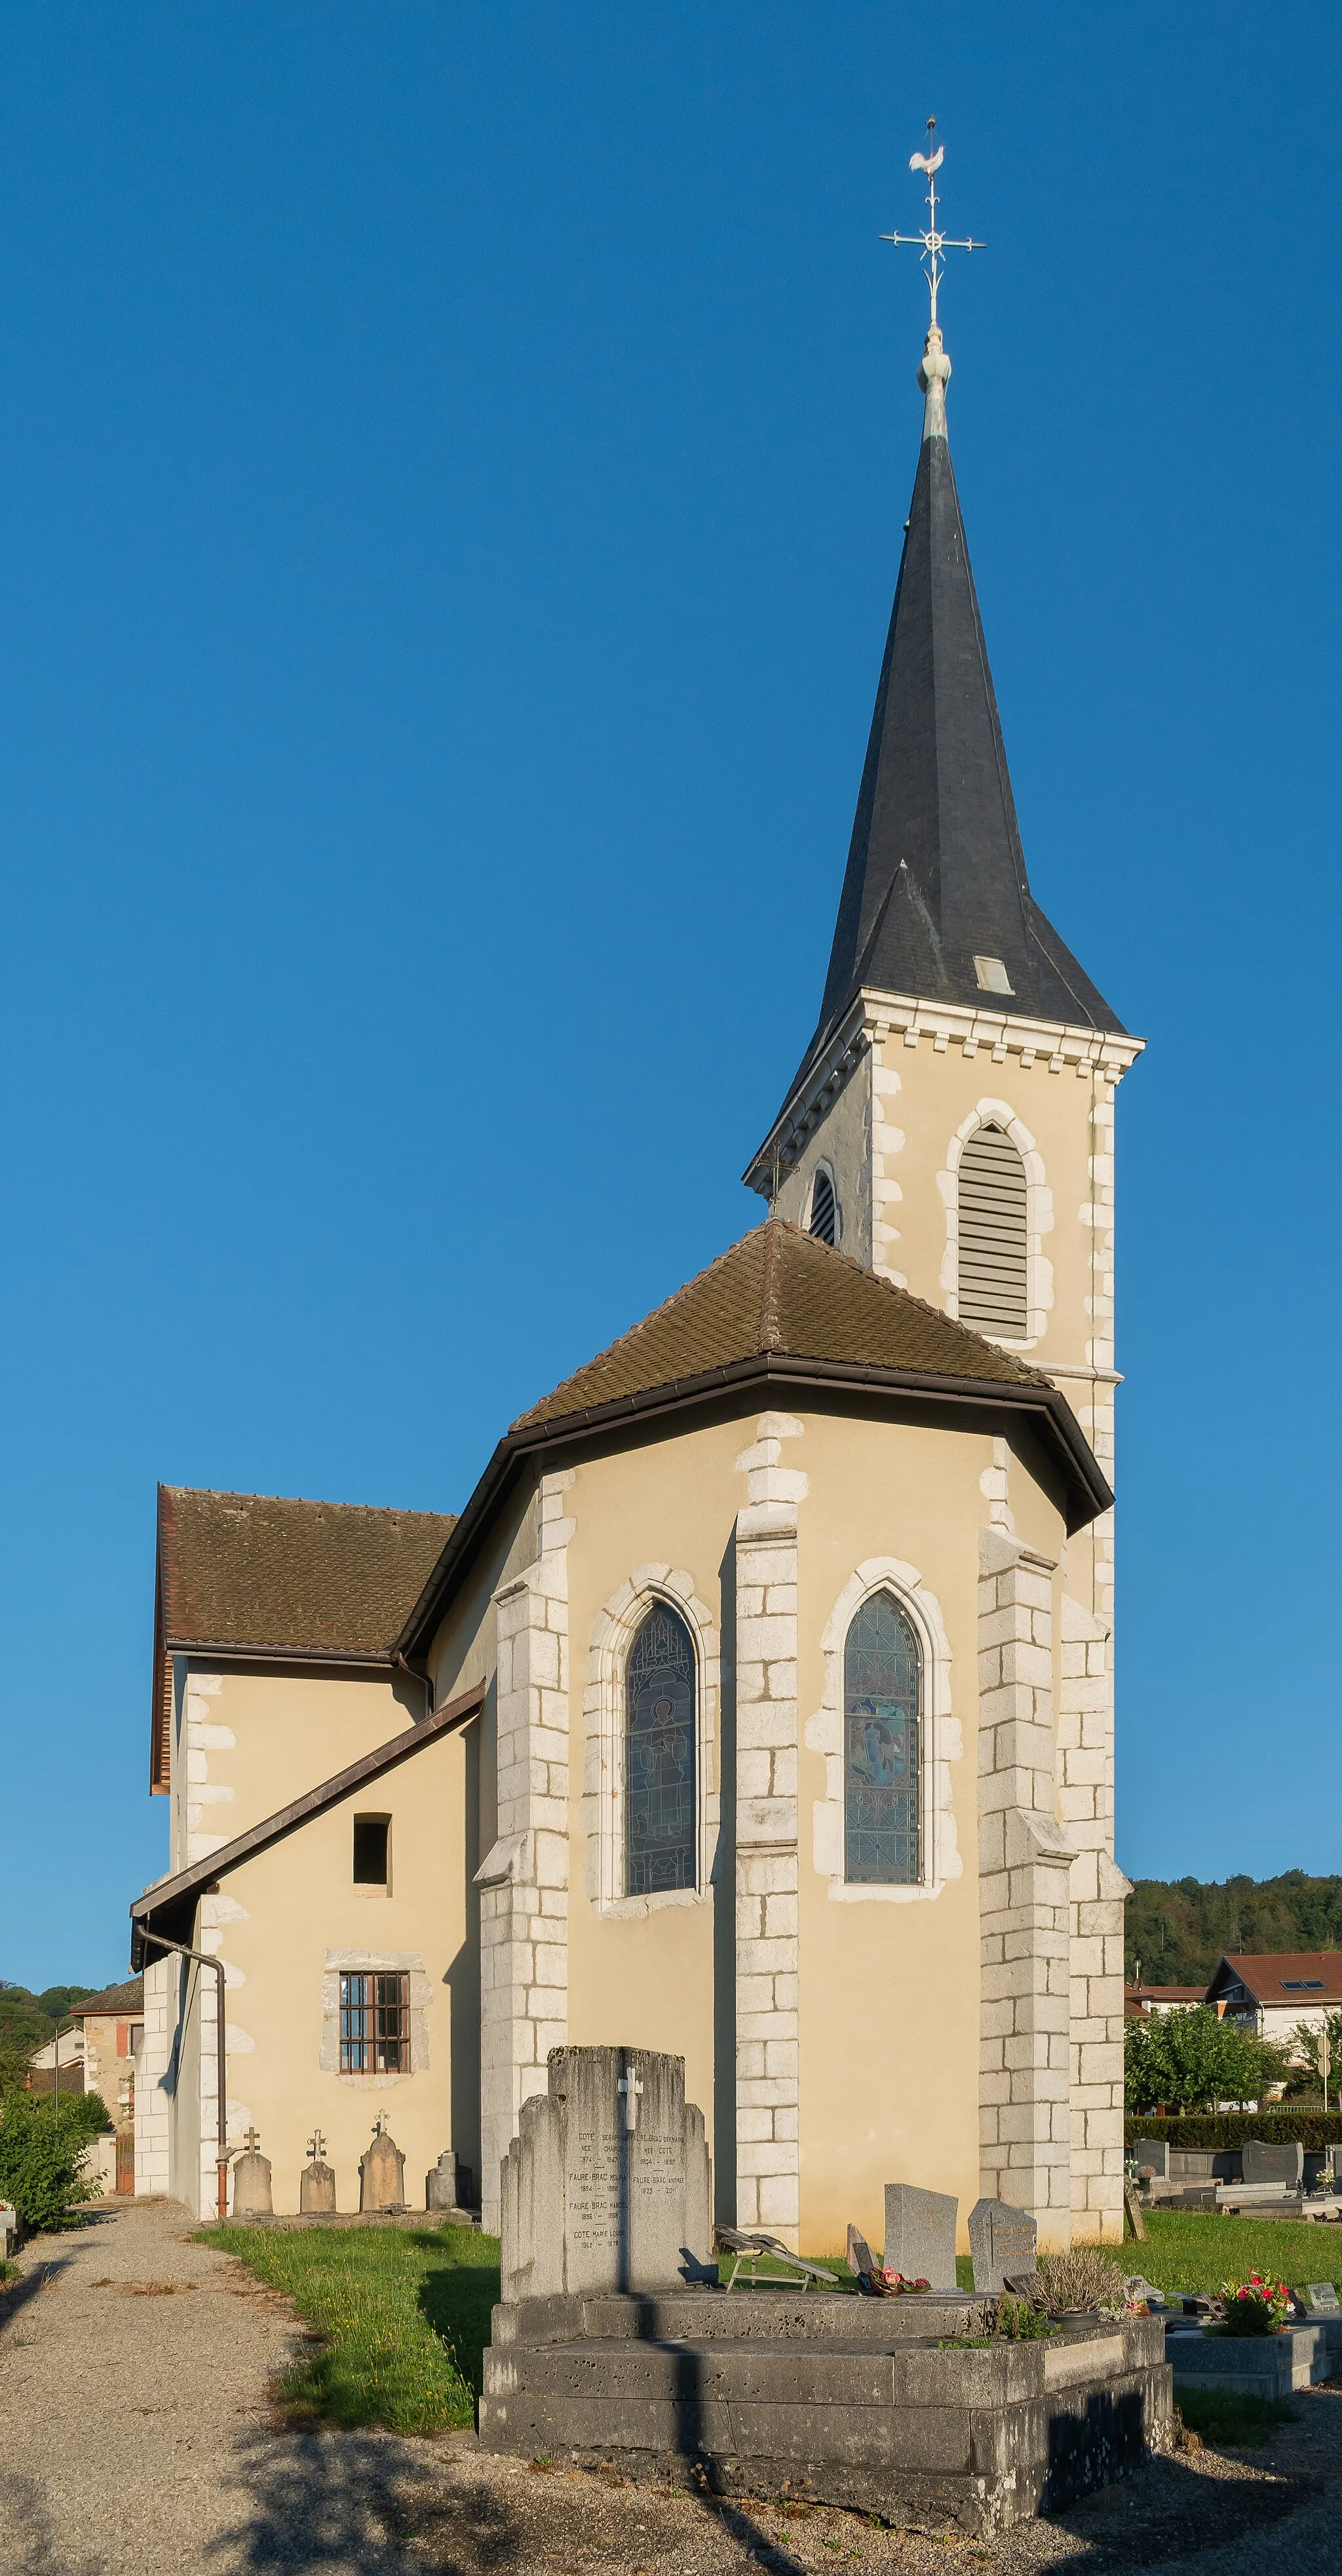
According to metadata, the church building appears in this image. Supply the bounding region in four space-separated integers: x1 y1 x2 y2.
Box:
131 296 1141 2255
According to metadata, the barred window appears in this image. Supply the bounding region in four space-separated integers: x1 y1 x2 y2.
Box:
339 1971 410 2073
957 1123 1027 1335
625 1602 697 1895
844 1591 921 1885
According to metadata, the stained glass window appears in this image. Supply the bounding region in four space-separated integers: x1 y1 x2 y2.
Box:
625 1602 697 1895
844 1591 921 1884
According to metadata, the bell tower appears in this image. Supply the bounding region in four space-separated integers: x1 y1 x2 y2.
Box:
745 145 1142 2239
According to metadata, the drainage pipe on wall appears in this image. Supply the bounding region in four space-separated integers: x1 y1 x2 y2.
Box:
137 1928 229 2221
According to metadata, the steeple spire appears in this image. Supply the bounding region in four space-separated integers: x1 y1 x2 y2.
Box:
807 134 1123 1059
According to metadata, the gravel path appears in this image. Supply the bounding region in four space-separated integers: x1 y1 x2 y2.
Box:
3 2200 1342 2575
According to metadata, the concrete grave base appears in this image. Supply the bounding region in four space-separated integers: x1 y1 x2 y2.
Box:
480 2293 1172 2534
1168 2318 1342 2402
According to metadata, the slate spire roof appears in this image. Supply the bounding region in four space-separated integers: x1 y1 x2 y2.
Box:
810 325 1124 1060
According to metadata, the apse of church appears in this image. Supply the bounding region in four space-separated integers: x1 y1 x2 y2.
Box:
132 162 1139 2254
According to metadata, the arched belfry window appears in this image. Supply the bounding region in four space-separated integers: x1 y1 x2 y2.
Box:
809 1164 837 1245
844 1591 921 1885
957 1124 1027 1335
625 1602 697 1895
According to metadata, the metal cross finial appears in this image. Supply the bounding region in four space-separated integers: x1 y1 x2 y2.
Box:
242 2126 261 2153
373 2111 389 2136
307 2131 327 2163
617 2063 643 2135
880 118 984 330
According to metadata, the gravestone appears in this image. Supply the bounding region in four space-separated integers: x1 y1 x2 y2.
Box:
426 2149 459 2212
1328 2146 1342 2186
1122 2275 1166 2309
300 2130 336 2214
1242 2138 1304 2188
1134 2138 1170 2180
968 2197 1037 2294
232 2128 273 2217
884 2183 958 2290
1305 2281 1341 2313
499 2045 712 2302
360 2114 406 2212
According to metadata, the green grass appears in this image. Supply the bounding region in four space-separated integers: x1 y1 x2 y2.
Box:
1176 2387 1299 2447
1118 2208 1342 2297
199 2222 499 2433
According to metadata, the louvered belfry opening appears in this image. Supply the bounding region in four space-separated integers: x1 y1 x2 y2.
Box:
809 1166 837 1246
957 1124 1027 1335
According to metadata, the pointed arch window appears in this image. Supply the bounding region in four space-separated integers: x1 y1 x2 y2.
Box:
809 1164 837 1246
625 1602 697 1895
957 1123 1027 1335
844 1591 921 1884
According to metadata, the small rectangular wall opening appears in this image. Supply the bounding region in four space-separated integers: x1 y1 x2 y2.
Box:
353 1813 391 1895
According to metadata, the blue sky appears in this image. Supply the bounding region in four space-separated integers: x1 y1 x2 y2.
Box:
2 4 1339 1990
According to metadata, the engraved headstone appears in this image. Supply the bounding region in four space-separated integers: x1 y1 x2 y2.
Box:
968 2197 1037 2294
1305 2280 1341 2313
499 2045 712 2301
300 2129 336 2214
233 2127 273 2218
1134 2138 1170 2180
426 2149 459 2212
883 2183 958 2290
1242 2138 1304 2188
360 2113 406 2212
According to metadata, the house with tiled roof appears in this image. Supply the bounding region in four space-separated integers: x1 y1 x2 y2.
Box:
1207 1954 1342 2047
132 282 1141 2255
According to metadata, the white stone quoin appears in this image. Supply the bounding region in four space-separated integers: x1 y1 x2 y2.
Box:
474 1471 575 2238
733 1414 806 2246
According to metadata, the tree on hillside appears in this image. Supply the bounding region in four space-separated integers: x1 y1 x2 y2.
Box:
1285 2013 1342 2108
1124 2007 1286 2113
1125 1870 1342 1988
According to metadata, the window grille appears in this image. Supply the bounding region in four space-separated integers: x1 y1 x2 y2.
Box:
957 1124 1027 1335
809 1165 836 1245
625 1602 697 1895
339 1970 410 2072
844 1591 921 1885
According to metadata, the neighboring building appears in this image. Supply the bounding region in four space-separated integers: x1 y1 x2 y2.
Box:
131 290 1141 2251
66 1979 144 2194
28 2023 87 2080
1124 1984 1208 2019
1206 1954 1342 2048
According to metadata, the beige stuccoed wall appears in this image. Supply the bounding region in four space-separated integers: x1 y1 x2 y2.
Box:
170 1722 474 2218
548 1401 1065 2256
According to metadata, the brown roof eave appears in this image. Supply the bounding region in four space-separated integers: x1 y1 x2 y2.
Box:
394 1352 1111 1661
129 1678 488 1969
159 1636 398 1669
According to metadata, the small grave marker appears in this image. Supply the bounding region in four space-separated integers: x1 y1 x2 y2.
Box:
883 2183 958 2290
1134 2138 1170 2180
968 2197 1037 2294
360 2115 406 2212
300 2130 336 2215
1305 2281 1341 2313
426 2149 460 2213
1241 2138 1304 2188
232 2130 273 2218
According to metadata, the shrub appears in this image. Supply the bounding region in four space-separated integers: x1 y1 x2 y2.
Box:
1125 2111 1342 2151
1125 2008 1287 2113
994 2295 1053 2340
1037 2246 1128 2312
1218 2271 1290 2336
0 2091 110 2231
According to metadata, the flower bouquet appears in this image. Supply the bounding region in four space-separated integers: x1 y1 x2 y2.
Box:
1217 2272 1292 2336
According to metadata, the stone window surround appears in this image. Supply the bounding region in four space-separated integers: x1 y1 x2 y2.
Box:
938 1097 1054 1350
318 1948 432 2087
582 1565 721 1921
804 1557 961 1904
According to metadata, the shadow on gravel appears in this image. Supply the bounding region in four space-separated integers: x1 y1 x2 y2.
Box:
0 2471 105 2575
0 2259 75 2336
214 2428 495 2573
1035 2446 1314 2571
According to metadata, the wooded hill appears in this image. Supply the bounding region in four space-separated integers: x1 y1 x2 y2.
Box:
1125 1871 1342 1988
0 1980 95 2056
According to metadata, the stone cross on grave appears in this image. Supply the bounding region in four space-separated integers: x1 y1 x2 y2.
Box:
307 2131 326 2163
242 2127 261 2153
372 2111 390 2136
617 2066 643 2134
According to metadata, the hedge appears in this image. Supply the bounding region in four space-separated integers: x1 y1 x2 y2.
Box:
1126 2112 1342 2151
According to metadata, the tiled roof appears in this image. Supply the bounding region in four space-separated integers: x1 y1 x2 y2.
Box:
1213 1952 1342 2005
66 1978 143 2022
157 1487 457 1658
512 1219 1047 1430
